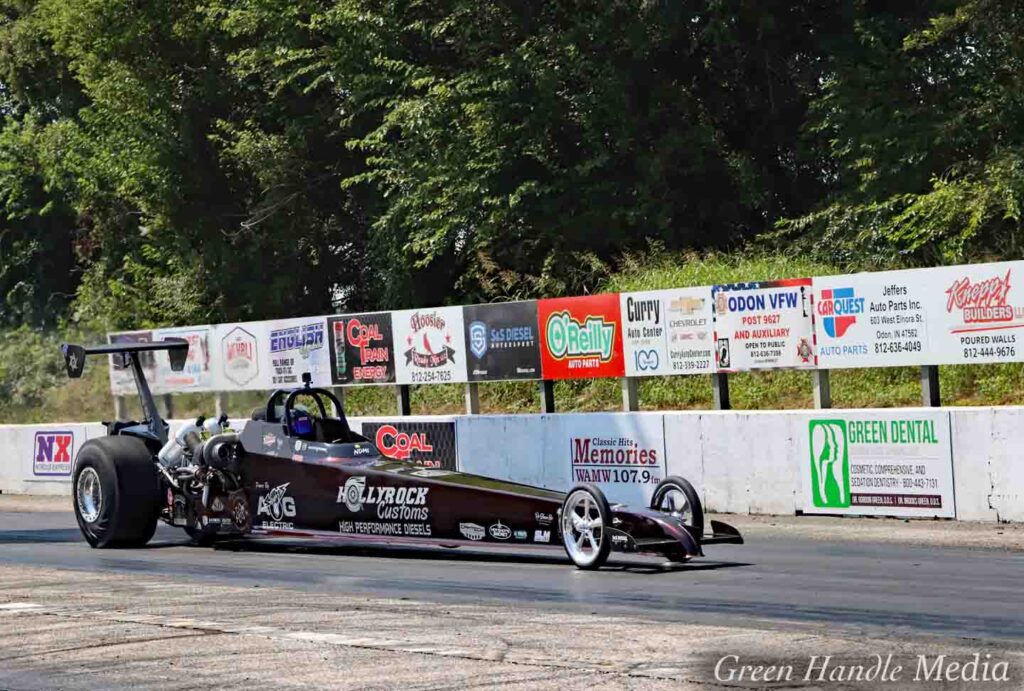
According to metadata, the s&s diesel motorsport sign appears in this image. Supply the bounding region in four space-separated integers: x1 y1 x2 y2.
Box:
360 420 458 470
538 294 624 379
327 312 395 385
463 301 541 381
802 411 954 518
712 279 814 371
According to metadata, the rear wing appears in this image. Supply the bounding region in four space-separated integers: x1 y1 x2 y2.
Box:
59 339 189 444
60 339 189 379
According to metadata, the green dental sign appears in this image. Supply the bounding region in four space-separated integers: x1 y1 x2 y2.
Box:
809 419 851 508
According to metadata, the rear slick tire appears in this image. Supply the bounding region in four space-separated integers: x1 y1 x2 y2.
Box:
560 484 612 570
72 436 161 548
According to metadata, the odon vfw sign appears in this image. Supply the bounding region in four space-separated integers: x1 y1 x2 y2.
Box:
712 279 814 371
803 411 954 518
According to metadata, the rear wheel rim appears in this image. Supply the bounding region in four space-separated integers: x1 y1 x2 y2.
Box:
77 467 102 523
561 491 603 567
656 486 693 527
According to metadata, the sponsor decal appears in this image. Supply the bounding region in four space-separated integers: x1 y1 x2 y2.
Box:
337 477 430 521
222 326 259 387
514 529 528 540
352 444 373 456
534 512 554 526
33 431 74 476
533 530 551 543
269 322 323 356
489 521 512 540
338 520 432 537
816 288 864 338
256 482 296 528
362 421 458 470
460 522 485 541
409 468 456 478
611 534 628 546
463 301 541 381
262 433 277 449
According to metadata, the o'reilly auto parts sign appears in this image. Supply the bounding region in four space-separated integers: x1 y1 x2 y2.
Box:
803 411 954 518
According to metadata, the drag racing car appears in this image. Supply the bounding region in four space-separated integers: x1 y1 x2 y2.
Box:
61 339 743 569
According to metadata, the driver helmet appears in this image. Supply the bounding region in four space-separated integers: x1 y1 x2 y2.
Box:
291 405 315 438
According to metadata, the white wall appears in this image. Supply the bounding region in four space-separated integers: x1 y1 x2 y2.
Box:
2 407 1021 523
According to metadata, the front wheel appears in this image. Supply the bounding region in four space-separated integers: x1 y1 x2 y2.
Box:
560 484 612 570
650 475 705 539
73 436 161 548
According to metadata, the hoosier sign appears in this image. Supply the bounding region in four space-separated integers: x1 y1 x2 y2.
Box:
538 294 625 379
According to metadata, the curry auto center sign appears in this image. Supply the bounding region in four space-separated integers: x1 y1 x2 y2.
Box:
802 411 955 518
621 288 715 377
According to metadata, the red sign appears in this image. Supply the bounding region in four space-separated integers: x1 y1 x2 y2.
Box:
537 294 624 379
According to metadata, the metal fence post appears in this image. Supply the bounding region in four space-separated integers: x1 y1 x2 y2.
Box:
396 385 411 416
921 365 941 406
114 395 127 420
162 393 174 420
539 380 556 413
214 392 228 418
712 373 731 410
465 382 480 414
813 370 832 409
621 377 639 412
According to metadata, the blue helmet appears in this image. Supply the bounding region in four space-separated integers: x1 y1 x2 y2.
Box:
291 408 314 437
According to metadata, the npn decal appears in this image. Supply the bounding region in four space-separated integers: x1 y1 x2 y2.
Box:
545 312 615 370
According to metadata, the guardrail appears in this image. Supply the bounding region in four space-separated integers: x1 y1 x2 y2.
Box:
107 260 1024 416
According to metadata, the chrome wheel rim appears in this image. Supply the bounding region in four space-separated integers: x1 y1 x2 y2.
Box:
77 467 102 523
561 490 603 567
656 487 694 527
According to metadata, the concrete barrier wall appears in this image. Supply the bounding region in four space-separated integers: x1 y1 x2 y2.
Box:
2 407 1020 522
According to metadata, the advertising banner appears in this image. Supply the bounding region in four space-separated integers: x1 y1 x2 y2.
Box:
264 316 330 388
392 307 468 385
327 312 395 385
215 322 266 391
621 288 714 377
926 261 1024 365
463 301 542 381
712 279 814 371
538 293 625 380
31 428 76 477
153 326 213 391
802 411 954 518
360 420 458 470
813 270 928 369
552 414 665 505
107 330 157 396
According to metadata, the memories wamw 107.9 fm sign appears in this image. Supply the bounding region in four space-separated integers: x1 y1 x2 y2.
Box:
538 294 625 380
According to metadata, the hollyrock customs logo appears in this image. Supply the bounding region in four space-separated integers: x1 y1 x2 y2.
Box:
809 420 850 509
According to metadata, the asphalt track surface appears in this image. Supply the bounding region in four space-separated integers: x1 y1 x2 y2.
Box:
3 510 1024 645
